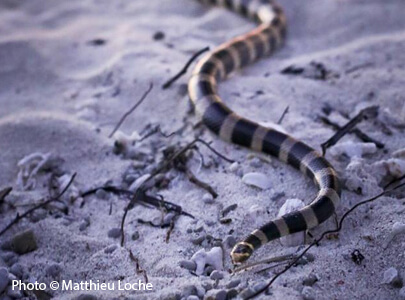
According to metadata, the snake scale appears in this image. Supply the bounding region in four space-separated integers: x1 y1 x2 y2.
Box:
187 0 341 264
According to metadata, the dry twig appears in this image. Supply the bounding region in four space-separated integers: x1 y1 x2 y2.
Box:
82 186 193 218
129 250 149 283
165 214 179 243
119 138 234 246
0 173 76 237
162 47 210 89
109 83 153 138
0 187 12 204
185 167 218 198
277 106 289 124
320 116 384 149
138 124 176 142
321 106 379 155
232 253 296 274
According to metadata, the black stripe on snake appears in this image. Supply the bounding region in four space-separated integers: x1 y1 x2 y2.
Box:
187 0 341 264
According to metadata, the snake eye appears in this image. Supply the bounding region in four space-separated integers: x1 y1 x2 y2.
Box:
230 243 254 264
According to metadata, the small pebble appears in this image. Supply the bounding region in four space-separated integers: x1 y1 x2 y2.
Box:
193 225 204 233
392 222 405 235
187 296 199 300
203 193 214 204
239 287 255 298
382 267 402 287
384 222 405 248
390 222 405 243
11 229 37 254
10 263 24 279
242 172 272 190
219 218 232 225
252 281 268 292
0 268 9 294
191 235 206 245
129 174 151 192
210 270 224 280
131 231 140 241
76 294 98 300
104 245 117 254
228 162 239 173
182 285 197 297
271 191 285 201
399 287 405 299
301 286 315 300
153 31 165 40
226 288 238 299
215 290 227 300
79 217 91 231
303 273 318 286
226 279 241 289
179 260 196 271
108 228 122 239
88 38 106 46
124 172 139 184
222 204 237 216
196 285 205 298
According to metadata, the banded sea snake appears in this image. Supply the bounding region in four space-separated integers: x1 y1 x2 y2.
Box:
187 0 342 264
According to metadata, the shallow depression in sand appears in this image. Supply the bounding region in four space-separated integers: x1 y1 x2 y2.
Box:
0 111 128 187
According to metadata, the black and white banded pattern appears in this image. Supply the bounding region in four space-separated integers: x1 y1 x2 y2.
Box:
188 0 341 264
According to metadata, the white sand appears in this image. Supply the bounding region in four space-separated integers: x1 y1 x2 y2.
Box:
1 0 405 299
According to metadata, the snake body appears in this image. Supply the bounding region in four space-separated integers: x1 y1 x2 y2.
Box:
188 0 341 264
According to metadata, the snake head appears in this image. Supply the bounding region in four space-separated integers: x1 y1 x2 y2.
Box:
230 242 254 264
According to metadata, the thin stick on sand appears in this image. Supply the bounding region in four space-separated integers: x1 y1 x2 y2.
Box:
320 105 379 155
0 173 76 237
109 83 153 138
162 46 210 89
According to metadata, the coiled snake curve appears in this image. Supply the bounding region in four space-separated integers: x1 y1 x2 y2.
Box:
187 0 341 264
